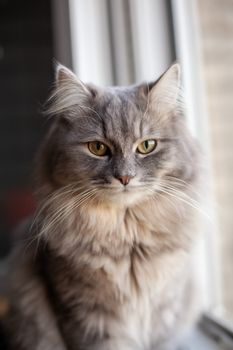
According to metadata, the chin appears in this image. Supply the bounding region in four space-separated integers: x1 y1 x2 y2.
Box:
102 187 148 207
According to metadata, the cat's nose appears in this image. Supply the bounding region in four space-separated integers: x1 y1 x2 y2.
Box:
117 175 133 186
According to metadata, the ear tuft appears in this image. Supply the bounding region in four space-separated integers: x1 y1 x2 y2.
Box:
55 62 77 86
149 63 183 116
54 62 90 94
45 62 93 117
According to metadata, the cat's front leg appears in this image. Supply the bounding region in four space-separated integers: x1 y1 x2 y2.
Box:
1 274 67 350
85 338 142 350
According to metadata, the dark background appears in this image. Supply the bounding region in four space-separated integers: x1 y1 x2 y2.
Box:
0 0 54 257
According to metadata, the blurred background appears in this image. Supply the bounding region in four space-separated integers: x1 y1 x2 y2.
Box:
0 0 232 334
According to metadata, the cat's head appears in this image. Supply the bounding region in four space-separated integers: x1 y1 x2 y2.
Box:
38 63 198 208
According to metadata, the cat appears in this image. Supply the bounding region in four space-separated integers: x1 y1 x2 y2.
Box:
0 63 201 350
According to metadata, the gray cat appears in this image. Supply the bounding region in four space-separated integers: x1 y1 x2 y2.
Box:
0 63 201 350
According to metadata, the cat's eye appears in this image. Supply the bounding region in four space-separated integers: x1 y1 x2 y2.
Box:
137 139 157 154
88 141 109 156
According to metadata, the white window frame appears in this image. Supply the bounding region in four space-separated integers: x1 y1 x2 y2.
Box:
67 0 175 86
171 0 222 314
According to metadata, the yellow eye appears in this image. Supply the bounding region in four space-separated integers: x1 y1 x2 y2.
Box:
137 139 157 154
88 141 109 156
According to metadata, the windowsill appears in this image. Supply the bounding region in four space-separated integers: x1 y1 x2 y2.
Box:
180 314 233 350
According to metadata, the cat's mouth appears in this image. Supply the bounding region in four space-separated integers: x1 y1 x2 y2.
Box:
106 184 143 192
102 184 149 199
92 181 150 204
101 184 149 206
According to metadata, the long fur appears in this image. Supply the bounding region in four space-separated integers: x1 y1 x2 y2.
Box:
0 63 202 350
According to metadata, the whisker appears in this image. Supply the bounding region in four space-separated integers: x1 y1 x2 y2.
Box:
157 182 204 211
33 190 98 256
156 186 211 221
30 183 88 231
146 177 205 204
143 187 177 232
39 189 98 236
24 187 98 255
163 176 204 199
78 105 103 122
143 178 210 221
145 186 184 221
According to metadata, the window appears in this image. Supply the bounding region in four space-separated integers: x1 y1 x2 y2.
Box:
196 0 233 325
172 0 233 336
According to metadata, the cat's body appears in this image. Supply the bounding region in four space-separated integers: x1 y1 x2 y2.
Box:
1 64 201 350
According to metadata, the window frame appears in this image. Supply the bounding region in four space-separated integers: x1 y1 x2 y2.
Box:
171 0 223 315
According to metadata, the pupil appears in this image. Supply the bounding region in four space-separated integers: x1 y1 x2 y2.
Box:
96 142 101 151
145 141 149 149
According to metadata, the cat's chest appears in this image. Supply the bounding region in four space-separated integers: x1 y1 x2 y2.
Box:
75 203 182 264
48 248 187 350
45 214 189 349
79 203 158 246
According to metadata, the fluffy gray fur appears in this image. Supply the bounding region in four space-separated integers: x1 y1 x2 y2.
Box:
0 63 201 350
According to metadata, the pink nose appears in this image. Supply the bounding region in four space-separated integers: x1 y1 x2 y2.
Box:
117 176 133 186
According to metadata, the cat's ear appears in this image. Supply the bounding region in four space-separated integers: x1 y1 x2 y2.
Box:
46 63 93 117
55 63 91 97
149 63 182 115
